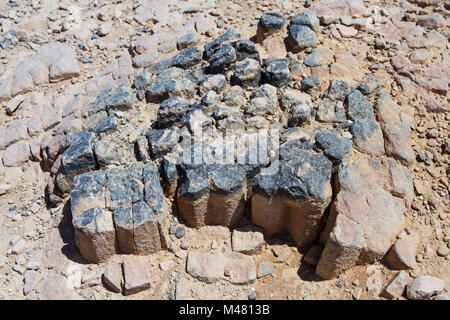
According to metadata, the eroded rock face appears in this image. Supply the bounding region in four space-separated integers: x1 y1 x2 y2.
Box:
251 147 333 250
70 162 167 263
316 157 412 279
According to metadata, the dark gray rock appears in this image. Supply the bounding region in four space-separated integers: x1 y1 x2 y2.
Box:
325 79 350 101
288 24 316 52
232 40 260 62
161 156 178 198
61 131 96 178
301 75 320 92
231 58 261 88
134 70 152 91
106 84 134 113
346 89 375 121
357 75 381 95
155 67 183 83
204 29 241 59
149 58 174 75
142 161 165 215
171 46 202 69
92 116 119 134
288 101 312 126
209 44 236 73
259 11 286 33
263 58 292 87
315 131 352 163
290 10 319 31
147 128 179 159
146 78 196 103
157 96 191 128
70 171 107 216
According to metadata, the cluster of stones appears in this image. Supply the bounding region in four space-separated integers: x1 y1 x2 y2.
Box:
49 9 416 281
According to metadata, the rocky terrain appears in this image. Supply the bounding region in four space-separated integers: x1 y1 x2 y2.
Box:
0 0 448 301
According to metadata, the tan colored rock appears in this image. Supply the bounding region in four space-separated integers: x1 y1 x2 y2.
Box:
122 256 151 295
380 271 412 300
103 261 123 293
386 234 419 270
406 276 445 300
232 228 265 255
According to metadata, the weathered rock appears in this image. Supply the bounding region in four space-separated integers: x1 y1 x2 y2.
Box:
316 98 347 123
288 24 316 52
122 256 151 295
252 148 333 249
350 119 385 156
146 79 196 103
288 101 312 126
171 46 202 69
177 33 202 50
346 89 375 121
231 58 261 88
263 58 292 87
102 261 123 293
186 251 256 284
380 271 412 300
2 140 30 167
325 79 349 101
157 96 191 128
72 208 117 263
383 121 415 165
232 228 265 254
315 132 352 163
209 44 236 73
303 244 323 266
406 276 445 300
257 261 274 278
257 11 286 41
292 10 319 29
316 157 408 279
232 40 260 62
385 234 419 270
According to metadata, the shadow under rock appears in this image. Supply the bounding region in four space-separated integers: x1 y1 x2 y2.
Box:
57 199 89 265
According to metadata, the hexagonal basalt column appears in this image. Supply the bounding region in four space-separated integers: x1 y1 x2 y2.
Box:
251 147 333 250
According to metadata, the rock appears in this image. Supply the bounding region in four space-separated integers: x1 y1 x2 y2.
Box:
35 274 72 300
346 89 375 121
204 29 241 59
177 33 202 49
291 10 320 32
157 96 191 128
199 74 227 94
326 79 349 101
336 24 358 38
133 51 160 68
302 75 320 92
175 277 190 300
6 94 24 115
122 256 151 295
257 11 286 41
103 261 123 293
186 251 225 283
252 148 333 249
92 116 119 134
0 119 28 150
232 40 260 62
431 292 450 300
187 251 256 284
263 58 292 87
231 58 261 88
257 261 274 278
406 276 445 300
288 101 312 126
316 157 407 279
177 164 246 229
288 24 316 52
303 47 334 67
72 208 117 263
146 79 196 103
417 13 444 29
232 228 265 254
315 132 352 163
23 270 41 296
316 98 347 123
375 92 401 124
209 44 236 73
385 234 419 270
380 271 412 300
358 75 381 95
350 119 385 156
2 140 30 167
383 121 415 165
171 46 202 69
